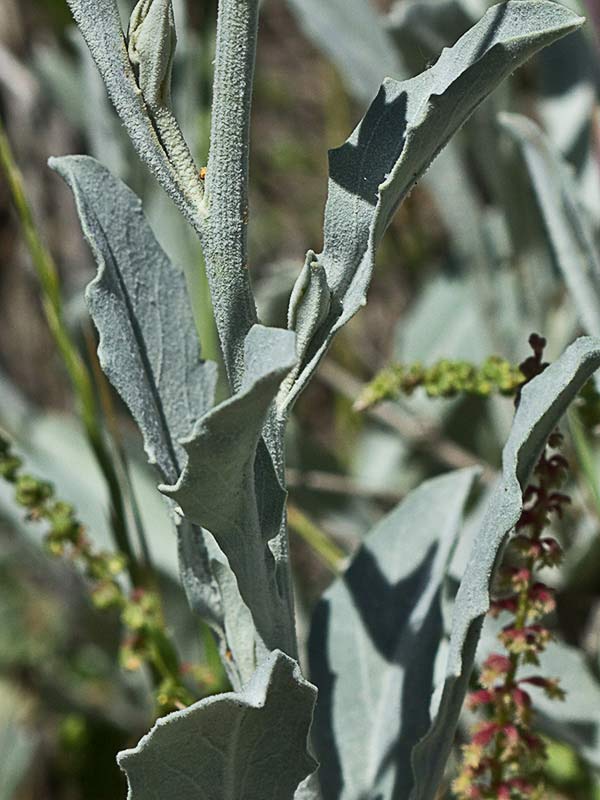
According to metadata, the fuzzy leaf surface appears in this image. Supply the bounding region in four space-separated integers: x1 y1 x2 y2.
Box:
50 155 260 687
63 0 203 229
50 154 216 485
163 325 297 655
282 0 584 410
500 112 600 337
118 650 317 800
411 336 600 800
309 467 478 800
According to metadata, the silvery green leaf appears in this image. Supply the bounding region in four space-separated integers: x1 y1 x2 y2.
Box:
163 325 298 655
282 252 335 398
46 156 261 682
285 0 403 104
309 467 478 800
537 24 600 218
500 112 600 338
118 650 317 800
294 774 322 800
281 1 584 411
128 0 176 110
49 155 216 485
411 336 600 800
63 0 203 228
395 275 491 363
0 374 114 553
177 519 259 689
534 642 600 768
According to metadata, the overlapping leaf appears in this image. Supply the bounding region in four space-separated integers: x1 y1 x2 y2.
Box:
281 1 584 412
63 0 203 229
50 155 215 484
309 467 478 800
163 325 298 656
410 336 600 800
536 22 600 217
50 155 260 687
500 112 600 338
118 650 317 800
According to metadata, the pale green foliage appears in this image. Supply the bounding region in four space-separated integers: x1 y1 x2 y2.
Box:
49 155 216 485
63 0 204 226
309 468 478 799
0 685 33 800
285 0 401 102
412 338 600 799
280 0 584 412
162 325 298 657
49 155 257 690
117 650 317 800
500 112 600 338
128 0 176 110
52 0 594 798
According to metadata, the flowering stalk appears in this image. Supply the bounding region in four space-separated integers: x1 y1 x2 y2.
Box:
0 431 217 714
355 355 525 411
453 336 568 799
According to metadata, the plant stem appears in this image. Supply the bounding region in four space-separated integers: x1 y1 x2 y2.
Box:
568 407 600 518
287 503 347 574
203 0 259 389
0 119 141 586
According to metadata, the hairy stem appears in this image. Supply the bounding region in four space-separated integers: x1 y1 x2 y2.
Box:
203 0 259 389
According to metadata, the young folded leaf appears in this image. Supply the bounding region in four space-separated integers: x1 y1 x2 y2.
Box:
309 467 478 800
64 0 203 227
128 0 176 111
162 325 298 657
500 112 600 338
411 336 600 800
282 0 584 412
118 650 317 800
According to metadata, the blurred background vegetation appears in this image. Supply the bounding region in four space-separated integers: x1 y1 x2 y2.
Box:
2 0 600 797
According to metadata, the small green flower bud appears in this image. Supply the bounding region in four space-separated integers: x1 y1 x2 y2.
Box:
47 501 80 541
91 581 123 610
15 474 53 508
107 553 128 576
122 600 148 631
0 455 22 481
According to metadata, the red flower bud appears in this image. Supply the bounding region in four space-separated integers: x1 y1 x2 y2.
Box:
483 653 511 673
472 721 500 747
467 689 494 710
511 687 531 709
